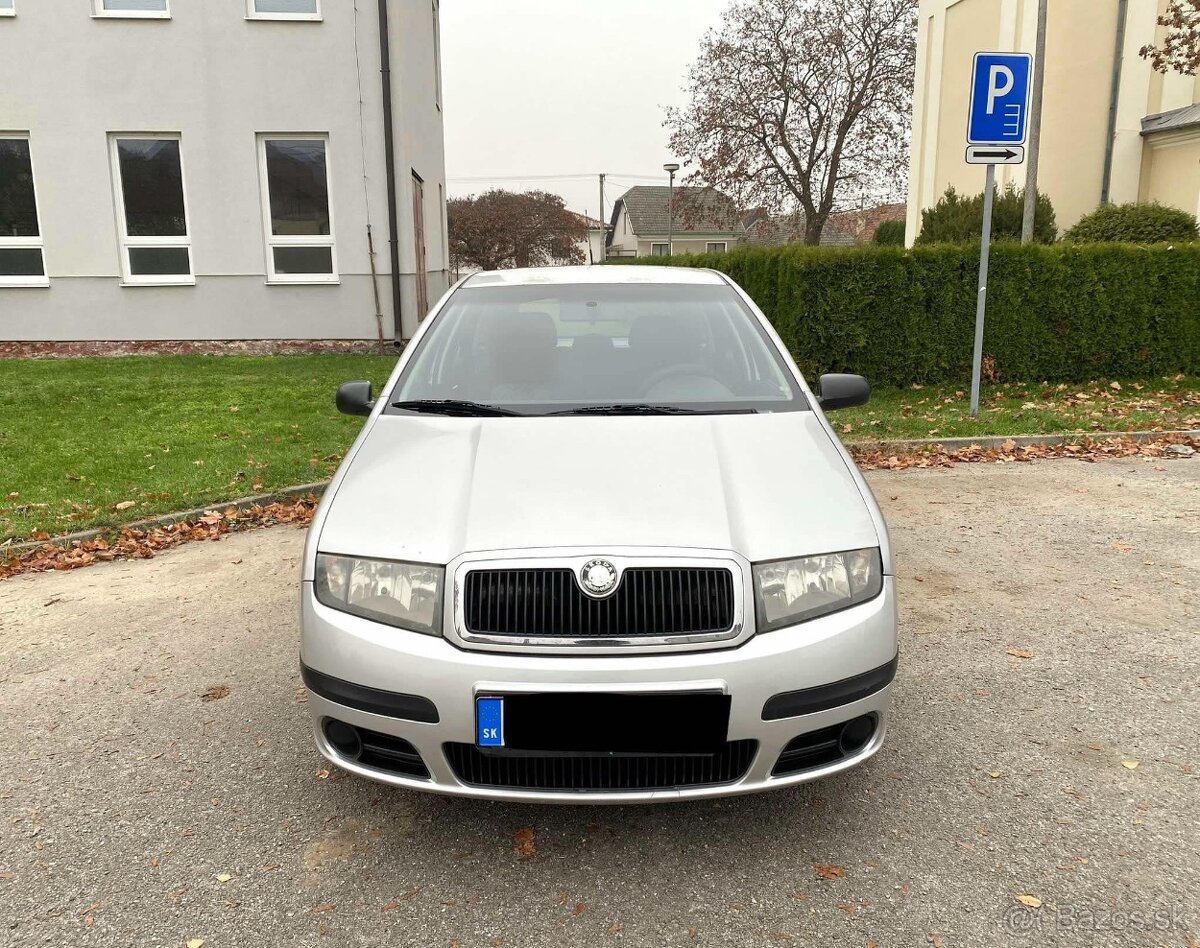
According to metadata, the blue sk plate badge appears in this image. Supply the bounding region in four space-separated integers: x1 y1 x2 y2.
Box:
476 697 504 747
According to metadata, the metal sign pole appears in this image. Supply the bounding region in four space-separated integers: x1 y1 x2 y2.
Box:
970 163 996 418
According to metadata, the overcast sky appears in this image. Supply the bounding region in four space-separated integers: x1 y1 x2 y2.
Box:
440 0 730 222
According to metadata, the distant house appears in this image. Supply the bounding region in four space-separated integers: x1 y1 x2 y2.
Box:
828 203 907 244
607 186 745 258
742 211 857 248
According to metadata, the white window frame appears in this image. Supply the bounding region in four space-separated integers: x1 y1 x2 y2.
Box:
0 1 15 19
706 241 728 253
93 0 171 19
257 133 338 285
246 0 321 22
108 133 194 286
650 243 669 257
0 132 48 287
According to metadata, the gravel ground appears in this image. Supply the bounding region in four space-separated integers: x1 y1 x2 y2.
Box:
1 458 1196 948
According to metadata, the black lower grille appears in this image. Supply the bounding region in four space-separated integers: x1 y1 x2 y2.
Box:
463 567 736 639
444 741 758 792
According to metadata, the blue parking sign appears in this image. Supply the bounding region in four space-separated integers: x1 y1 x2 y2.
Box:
968 52 1032 145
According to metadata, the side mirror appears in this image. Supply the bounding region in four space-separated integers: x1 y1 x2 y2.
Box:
817 373 870 411
336 380 375 417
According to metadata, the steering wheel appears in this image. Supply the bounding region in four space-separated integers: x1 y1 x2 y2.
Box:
640 363 719 396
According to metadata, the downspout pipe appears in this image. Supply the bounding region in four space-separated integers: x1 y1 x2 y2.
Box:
1101 0 1129 204
377 0 405 344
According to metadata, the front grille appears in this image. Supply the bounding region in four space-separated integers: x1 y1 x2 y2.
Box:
444 741 757 792
462 567 735 639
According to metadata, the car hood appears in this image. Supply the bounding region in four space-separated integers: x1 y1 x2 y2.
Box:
316 413 879 565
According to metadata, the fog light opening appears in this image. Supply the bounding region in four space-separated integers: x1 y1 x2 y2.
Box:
323 719 363 760
838 715 876 756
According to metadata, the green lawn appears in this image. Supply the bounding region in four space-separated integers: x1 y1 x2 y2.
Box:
1 355 397 542
1 356 1195 542
836 376 1199 442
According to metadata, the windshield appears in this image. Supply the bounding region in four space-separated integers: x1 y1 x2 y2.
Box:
388 283 807 415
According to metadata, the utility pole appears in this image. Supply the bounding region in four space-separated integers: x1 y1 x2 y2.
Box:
599 173 606 261
1021 0 1048 244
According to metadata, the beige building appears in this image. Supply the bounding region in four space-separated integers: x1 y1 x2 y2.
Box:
907 0 1200 243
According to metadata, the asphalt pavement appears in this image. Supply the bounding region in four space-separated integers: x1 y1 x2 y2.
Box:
1 458 1196 948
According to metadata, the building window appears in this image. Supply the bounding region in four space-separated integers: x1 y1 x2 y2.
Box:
0 135 46 286
247 0 321 21
650 243 669 256
109 135 193 285
706 242 728 253
258 135 337 283
0 1 15 18
94 0 170 18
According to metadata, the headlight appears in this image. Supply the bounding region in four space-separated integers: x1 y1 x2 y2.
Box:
314 553 444 635
753 548 883 632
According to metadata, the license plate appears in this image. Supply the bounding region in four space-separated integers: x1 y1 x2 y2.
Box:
474 692 729 753
476 696 505 747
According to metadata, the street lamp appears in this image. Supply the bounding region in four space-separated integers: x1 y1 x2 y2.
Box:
663 162 680 257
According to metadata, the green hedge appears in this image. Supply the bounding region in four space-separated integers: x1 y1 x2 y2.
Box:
610 244 1200 385
1065 202 1198 244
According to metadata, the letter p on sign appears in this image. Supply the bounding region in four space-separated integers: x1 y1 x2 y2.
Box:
987 65 1014 114
968 52 1032 145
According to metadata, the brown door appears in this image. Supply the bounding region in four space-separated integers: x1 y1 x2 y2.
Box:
412 172 429 318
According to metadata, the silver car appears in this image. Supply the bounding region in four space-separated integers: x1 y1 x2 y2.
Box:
300 266 897 802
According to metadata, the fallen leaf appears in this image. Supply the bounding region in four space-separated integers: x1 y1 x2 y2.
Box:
214 873 232 883
1111 542 1132 554
1121 759 1139 770
814 864 845 880
928 936 944 948
201 685 230 702
513 827 536 858
606 921 624 935
187 941 205 948
1006 647 1034 659
573 902 586 917
313 903 336 914
988 771 1005 779
114 501 136 511
1016 894 1042 908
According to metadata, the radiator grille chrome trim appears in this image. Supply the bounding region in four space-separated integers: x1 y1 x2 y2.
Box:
448 551 748 654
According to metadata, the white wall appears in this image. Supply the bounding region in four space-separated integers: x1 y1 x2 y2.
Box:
0 0 447 340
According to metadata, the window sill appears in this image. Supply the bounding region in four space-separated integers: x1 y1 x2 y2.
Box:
245 14 322 21
92 11 171 19
119 279 195 287
265 277 341 286
0 279 50 288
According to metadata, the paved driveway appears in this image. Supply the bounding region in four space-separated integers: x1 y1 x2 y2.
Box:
1 460 1196 948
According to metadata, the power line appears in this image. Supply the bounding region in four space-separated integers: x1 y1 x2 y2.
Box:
447 172 663 183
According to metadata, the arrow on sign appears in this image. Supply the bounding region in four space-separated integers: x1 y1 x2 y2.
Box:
965 144 1026 165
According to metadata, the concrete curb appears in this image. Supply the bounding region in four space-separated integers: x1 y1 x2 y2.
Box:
847 429 1200 456
3 482 329 556
5 430 1196 555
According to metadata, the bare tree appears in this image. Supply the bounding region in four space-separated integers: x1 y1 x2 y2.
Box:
1141 0 1200 75
448 190 587 274
667 0 917 245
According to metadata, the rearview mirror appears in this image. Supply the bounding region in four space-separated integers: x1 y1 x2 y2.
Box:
336 380 375 417
817 374 870 411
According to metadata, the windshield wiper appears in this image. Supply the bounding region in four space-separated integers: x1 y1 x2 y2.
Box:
391 399 523 417
549 404 755 416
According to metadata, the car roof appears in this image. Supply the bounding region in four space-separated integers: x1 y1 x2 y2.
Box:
461 266 727 288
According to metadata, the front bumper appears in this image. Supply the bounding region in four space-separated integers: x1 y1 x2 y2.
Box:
299 577 897 803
